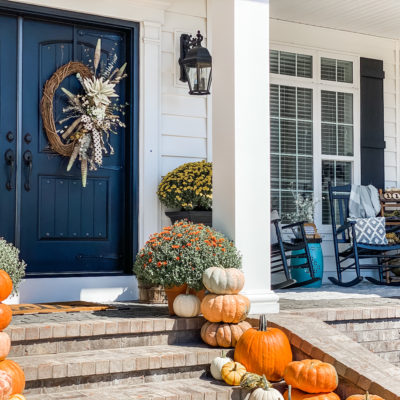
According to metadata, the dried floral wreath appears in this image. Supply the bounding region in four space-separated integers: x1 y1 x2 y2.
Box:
40 39 127 187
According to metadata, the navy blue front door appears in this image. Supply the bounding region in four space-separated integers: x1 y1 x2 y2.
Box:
0 15 133 274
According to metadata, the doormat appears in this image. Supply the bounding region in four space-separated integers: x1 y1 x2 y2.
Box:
10 301 115 315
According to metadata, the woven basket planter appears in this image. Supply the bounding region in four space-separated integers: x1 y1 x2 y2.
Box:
138 281 167 304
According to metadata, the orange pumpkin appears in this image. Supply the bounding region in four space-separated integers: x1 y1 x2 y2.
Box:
201 294 250 323
346 394 384 400
0 272 12 302
0 360 25 395
234 314 292 382
201 321 252 347
284 359 338 393
284 389 340 400
0 333 11 362
9 396 26 400
0 305 12 331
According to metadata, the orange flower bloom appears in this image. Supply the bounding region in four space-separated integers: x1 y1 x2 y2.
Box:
177 233 183 237
157 262 162 267
221 248 226 252
148 258 152 263
196 247 200 251
172 245 180 249
176 256 180 261
187 243 192 247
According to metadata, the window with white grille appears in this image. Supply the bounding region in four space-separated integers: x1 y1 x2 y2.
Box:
270 48 359 228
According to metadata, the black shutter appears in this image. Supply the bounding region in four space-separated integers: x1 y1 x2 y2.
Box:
360 57 385 189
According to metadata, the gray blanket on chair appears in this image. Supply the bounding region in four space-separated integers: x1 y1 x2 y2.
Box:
348 184 380 218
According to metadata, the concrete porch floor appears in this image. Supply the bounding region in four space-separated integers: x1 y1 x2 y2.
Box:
277 281 400 310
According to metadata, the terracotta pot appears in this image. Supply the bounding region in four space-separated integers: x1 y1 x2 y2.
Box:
165 284 205 315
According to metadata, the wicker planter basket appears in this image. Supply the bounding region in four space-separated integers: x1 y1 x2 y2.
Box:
138 281 167 304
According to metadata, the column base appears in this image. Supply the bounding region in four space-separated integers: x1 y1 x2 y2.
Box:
241 289 280 314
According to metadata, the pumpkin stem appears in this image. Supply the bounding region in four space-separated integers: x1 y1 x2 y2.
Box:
261 375 272 390
288 385 292 400
365 392 370 400
185 286 190 295
259 314 268 331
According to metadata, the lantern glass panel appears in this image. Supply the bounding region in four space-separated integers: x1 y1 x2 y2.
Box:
185 65 211 94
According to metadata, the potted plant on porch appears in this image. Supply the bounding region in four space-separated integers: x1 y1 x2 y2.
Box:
133 220 241 315
284 192 324 288
157 161 212 226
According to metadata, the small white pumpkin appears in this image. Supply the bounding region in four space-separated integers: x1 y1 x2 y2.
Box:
244 387 284 400
202 267 245 294
173 289 201 317
210 353 232 380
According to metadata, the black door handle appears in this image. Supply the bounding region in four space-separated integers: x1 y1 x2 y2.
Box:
4 149 14 191
23 150 32 192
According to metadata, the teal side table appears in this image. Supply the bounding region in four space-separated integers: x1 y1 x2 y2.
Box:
290 238 324 288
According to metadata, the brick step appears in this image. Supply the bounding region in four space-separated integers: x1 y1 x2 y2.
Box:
7 316 204 357
18 344 230 394
362 339 400 353
26 377 248 400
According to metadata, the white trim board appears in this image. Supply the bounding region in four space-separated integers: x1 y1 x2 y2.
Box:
7 276 139 304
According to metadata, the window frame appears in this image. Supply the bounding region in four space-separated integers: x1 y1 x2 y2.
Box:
270 43 360 233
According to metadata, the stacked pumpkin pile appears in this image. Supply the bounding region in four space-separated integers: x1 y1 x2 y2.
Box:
199 267 252 348
0 271 26 400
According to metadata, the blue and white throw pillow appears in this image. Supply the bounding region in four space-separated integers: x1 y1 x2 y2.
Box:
348 217 387 245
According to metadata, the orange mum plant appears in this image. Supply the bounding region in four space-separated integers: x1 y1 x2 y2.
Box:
133 220 241 290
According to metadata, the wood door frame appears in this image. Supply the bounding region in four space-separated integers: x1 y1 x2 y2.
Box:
0 1 139 276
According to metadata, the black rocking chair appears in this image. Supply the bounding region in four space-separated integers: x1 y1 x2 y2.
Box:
271 218 320 290
328 182 400 286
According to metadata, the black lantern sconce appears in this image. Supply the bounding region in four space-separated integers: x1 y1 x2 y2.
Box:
179 31 212 95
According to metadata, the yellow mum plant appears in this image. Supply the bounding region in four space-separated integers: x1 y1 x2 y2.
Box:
157 161 212 211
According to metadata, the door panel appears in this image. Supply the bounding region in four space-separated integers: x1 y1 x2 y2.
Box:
0 15 17 243
20 19 127 274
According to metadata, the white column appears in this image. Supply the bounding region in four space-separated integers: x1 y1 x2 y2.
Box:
209 0 279 314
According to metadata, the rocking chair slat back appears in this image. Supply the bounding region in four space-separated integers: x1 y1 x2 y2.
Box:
329 183 352 244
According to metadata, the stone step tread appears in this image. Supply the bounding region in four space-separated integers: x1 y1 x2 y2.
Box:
15 344 228 382
6 316 204 342
26 378 244 400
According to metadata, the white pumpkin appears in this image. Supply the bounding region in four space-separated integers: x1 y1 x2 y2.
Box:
210 354 232 380
202 267 245 294
173 292 201 317
244 388 284 400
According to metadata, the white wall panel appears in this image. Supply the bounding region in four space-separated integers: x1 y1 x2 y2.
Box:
161 136 207 158
162 94 207 118
162 115 207 138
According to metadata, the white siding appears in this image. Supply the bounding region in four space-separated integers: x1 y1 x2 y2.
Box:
270 19 400 282
160 3 209 227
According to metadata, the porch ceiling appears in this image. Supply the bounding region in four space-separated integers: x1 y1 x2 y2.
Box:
270 0 400 40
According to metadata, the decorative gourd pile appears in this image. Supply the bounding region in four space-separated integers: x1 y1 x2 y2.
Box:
200 267 252 348
0 271 26 400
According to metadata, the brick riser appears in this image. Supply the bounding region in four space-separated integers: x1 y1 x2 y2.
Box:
10 329 201 357
25 364 208 395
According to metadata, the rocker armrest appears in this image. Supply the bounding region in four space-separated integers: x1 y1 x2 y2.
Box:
337 220 355 234
282 221 307 230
